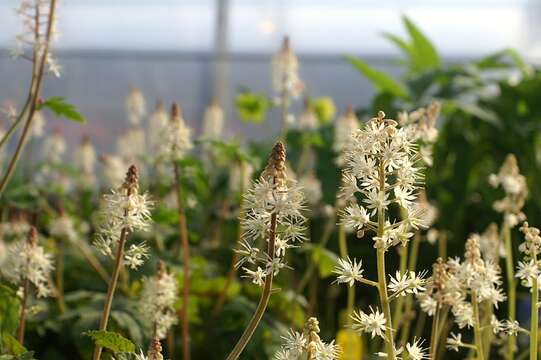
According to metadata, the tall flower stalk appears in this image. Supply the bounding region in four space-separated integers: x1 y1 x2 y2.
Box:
226 141 306 360
0 0 59 196
337 111 430 358
489 154 528 360
92 165 153 360
159 103 193 360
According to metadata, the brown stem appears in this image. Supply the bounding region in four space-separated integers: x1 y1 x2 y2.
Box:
0 0 58 197
174 163 191 360
16 278 30 344
225 212 278 360
79 241 110 284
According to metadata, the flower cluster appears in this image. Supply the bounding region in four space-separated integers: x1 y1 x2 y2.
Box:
350 306 386 339
148 101 169 159
397 102 440 166
377 338 429 360
12 0 61 76
274 317 340 360
157 103 193 163
201 102 225 141
333 106 360 166
339 111 428 250
271 36 304 99
515 222 541 287
236 142 306 286
388 270 427 297
126 87 147 125
93 165 153 269
2 227 54 298
73 136 97 188
49 210 79 244
488 154 528 227
139 261 178 339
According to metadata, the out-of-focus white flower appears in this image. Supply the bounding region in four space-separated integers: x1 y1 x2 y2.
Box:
201 102 224 140
49 212 78 244
116 127 146 161
272 36 304 99
398 103 440 167
334 106 359 164
446 333 463 352
333 257 364 287
157 103 193 162
229 161 254 193
298 172 322 206
350 307 386 339
404 338 428 360
31 110 46 138
73 136 97 187
147 101 169 159
139 261 178 339
101 155 128 189
297 103 318 131
3 228 54 298
42 130 66 164
126 87 146 125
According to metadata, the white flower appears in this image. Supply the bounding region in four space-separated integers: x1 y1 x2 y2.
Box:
388 271 426 296
125 243 150 270
281 330 306 357
101 155 129 188
272 37 304 98
333 107 359 157
299 172 322 206
333 257 364 287
139 262 178 339
446 333 463 352
418 294 438 316
31 110 46 138
42 131 66 164
148 102 169 158
158 104 193 162
350 307 386 339
201 102 224 140
452 302 474 328
126 88 146 125
73 137 96 174
242 266 266 286
116 127 146 161
340 203 370 232
394 186 415 209
316 340 340 360
3 229 54 298
297 106 319 131
49 214 78 244
405 338 428 360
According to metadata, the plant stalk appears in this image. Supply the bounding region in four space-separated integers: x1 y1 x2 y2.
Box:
503 220 516 360
16 278 30 344
472 290 485 360
530 249 539 360
429 307 441 360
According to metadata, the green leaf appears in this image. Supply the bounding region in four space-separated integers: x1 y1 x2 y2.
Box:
382 32 414 58
1 333 27 356
402 16 440 71
0 285 21 335
345 56 409 99
235 92 269 123
310 97 336 125
311 246 338 278
83 330 135 354
39 97 86 123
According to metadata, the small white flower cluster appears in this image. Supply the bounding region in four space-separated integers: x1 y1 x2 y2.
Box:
296 103 319 131
116 127 147 163
12 0 61 76
139 261 178 339
200 102 225 141
3 228 54 298
73 136 97 188
479 223 505 263
93 166 153 270
340 111 428 250
333 106 360 167
397 102 440 167
236 142 306 286
273 317 340 360
147 101 169 159
49 211 79 244
42 130 66 165
31 110 46 138
350 306 386 339
126 88 147 126
515 222 541 288
157 103 193 163
333 257 364 287
271 36 304 100
298 172 322 207
488 154 528 227
377 337 429 360
388 270 427 297
101 155 129 189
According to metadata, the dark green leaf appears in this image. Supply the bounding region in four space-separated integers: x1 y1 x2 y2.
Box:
345 56 409 99
1 333 27 356
39 97 86 123
83 330 135 354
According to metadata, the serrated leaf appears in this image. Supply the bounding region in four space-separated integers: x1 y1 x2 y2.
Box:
403 16 440 71
345 56 409 99
39 96 86 123
83 330 135 354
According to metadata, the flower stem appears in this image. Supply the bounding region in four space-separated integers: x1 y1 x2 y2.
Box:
530 249 539 360
503 220 516 360
429 307 441 360
399 231 421 345
56 242 66 314
16 278 30 344
472 290 485 360
393 243 409 337
225 212 278 360
376 162 396 359
0 0 58 198
174 162 191 360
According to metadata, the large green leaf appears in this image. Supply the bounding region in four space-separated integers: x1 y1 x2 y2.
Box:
83 330 135 354
0 285 21 335
403 16 440 71
39 96 86 123
345 56 409 99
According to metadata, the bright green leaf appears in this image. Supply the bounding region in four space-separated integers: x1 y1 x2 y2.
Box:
403 16 440 71
1 333 27 356
311 246 338 278
0 285 21 335
83 330 135 354
310 96 336 124
235 92 269 123
382 32 414 59
39 97 86 123
345 56 409 99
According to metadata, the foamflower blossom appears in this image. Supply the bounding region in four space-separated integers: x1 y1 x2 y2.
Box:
333 106 359 166
488 154 527 227
101 154 129 188
3 227 54 298
298 172 322 206
200 102 225 140
236 141 306 285
388 270 427 297
139 261 178 339
126 87 146 125
333 257 364 287
157 103 193 162
147 101 169 158
271 36 304 99
73 136 97 188
93 165 153 269
350 307 386 339
273 317 340 360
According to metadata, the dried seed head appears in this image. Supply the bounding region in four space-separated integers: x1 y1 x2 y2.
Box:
122 165 139 193
27 226 38 247
170 102 182 121
304 317 321 334
262 141 287 186
465 235 484 271
432 257 449 294
147 337 163 360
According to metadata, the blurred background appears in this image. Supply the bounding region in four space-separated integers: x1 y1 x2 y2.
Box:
1 0 541 151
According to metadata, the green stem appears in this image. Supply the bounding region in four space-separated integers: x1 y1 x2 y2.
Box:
174 163 191 360
393 244 408 336
530 250 538 360
225 212 278 360
503 220 517 360
399 232 421 345
16 278 30 345
429 307 440 360
472 291 485 360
